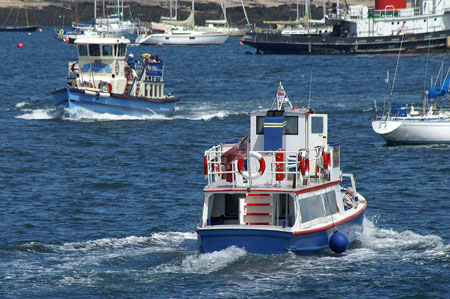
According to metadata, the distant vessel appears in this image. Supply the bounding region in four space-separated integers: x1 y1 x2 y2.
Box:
135 0 229 45
373 78 450 145
242 0 450 54
136 23 230 45
202 0 250 37
73 0 138 35
0 0 38 32
52 35 179 117
0 25 38 32
196 83 367 254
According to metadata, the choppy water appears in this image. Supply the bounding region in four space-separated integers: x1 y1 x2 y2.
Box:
1 28 449 298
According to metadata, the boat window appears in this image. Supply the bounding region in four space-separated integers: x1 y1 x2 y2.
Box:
311 116 323 134
256 115 297 135
323 191 337 216
256 116 264 134
102 45 113 56
89 44 101 56
300 194 325 223
114 44 127 57
274 194 295 227
285 116 298 135
78 45 88 56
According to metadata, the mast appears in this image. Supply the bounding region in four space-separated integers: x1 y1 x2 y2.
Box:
24 0 29 26
240 0 250 26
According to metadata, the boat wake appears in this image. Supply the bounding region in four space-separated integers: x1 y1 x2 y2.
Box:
3 221 449 289
15 103 246 122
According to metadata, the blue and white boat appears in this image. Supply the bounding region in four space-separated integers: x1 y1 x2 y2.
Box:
52 35 179 117
196 83 367 255
372 79 450 145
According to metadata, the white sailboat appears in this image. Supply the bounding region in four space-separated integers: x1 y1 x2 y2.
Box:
203 0 249 37
135 0 229 45
74 0 138 35
372 63 450 145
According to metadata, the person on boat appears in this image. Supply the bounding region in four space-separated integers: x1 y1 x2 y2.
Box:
155 55 163 64
127 53 136 69
343 187 358 210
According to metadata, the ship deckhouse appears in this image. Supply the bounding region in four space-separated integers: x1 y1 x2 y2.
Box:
71 37 130 94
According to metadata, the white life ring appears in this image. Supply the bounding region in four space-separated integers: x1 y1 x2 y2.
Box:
237 151 266 180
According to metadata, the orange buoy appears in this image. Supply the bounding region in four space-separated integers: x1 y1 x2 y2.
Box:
38 28 43 32
17 42 24 48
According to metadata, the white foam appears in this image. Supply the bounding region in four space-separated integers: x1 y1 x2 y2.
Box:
150 231 196 247
55 235 153 252
151 246 247 274
357 217 448 260
16 108 57 120
15 102 29 108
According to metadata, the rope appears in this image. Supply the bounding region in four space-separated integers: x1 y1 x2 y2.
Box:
423 39 431 92
390 33 404 99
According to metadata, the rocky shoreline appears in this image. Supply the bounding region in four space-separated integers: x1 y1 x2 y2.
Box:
0 0 332 27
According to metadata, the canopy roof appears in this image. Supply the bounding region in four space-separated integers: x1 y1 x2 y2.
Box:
428 78 450 98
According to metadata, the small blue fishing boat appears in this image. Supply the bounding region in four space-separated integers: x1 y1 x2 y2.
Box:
52 35 179 117
196 83 367 254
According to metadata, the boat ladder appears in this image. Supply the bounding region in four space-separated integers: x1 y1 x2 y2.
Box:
242 194 273 225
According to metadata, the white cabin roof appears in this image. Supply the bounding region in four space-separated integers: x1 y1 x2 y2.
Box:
74 36 130 45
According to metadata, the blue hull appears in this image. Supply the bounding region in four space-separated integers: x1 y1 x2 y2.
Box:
52 87 179 117
197 212 364 255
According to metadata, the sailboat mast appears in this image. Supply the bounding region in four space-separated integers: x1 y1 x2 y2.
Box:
24 0 29 26
240 0 250 26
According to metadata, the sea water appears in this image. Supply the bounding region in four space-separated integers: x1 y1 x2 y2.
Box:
0 28 449 298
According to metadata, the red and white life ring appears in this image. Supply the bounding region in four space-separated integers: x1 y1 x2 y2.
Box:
237 151 266 180
322 146 331 169
98 81 112 93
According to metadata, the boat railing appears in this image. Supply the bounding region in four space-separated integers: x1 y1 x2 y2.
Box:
204 144 340 189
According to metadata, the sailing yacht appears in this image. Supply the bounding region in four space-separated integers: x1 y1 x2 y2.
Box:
135 0 229 45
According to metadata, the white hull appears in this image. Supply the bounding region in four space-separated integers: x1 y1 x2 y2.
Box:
372 119 450 144
136 31 229 45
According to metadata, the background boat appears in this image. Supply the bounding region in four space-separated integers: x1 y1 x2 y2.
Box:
242 0 450 54
0 0 38 32
135 0 229 45
373 66 450 144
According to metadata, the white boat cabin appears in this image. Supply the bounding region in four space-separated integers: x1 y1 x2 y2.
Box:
67 36 167 98
204 105 342 190
202 89 361 230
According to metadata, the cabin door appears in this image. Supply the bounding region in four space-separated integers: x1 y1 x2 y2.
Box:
307 114 327 150
307 114 327 174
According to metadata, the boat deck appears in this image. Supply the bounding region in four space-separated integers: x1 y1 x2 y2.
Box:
204 142 346 193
